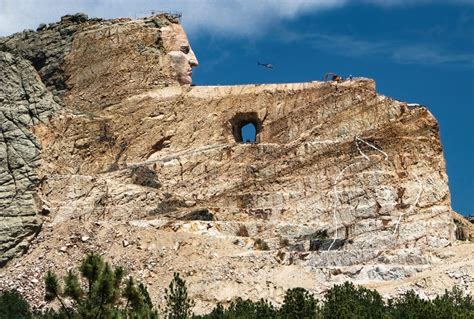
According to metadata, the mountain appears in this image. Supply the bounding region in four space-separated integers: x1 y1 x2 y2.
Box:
0 13 472 313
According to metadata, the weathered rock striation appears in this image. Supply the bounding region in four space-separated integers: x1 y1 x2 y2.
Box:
0 12 186 265
0 13 472 312
0 51 59 266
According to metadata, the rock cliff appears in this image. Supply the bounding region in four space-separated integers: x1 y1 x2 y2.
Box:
0 13 472 313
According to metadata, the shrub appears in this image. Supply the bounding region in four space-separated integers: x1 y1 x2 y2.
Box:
236 225 249 237
253 238 270 250
196 298 276 319
431 286 474 318
196 303 225 319
387 290 434 319
279 287 320 318
322 282 385 319
3 260 474 319
0 289 32 319
279 237 290 247
388 287 474 319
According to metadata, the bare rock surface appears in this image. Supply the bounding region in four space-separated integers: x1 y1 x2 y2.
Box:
0 13 93 99
0 13 472 314
0 51 59 266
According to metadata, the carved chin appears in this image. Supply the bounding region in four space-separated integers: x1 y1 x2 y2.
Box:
178 73 192 85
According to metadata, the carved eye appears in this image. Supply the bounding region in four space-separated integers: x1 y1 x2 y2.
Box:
180 45 190 54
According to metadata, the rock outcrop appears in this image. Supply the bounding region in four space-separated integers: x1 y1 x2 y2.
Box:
453 212 474 242
0 51 59 266
0 13 472 313
0 12 188 265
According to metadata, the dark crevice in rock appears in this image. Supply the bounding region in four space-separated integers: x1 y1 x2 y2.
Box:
151 195 186 215
309 239 345 251
31 52 47 71
98 121 116 146
147 135 172 158
107 141 128 172
179 209 214 221
130 166 161 189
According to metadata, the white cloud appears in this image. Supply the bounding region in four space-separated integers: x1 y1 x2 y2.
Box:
286 31 474 68
0 0 347 37
1 0 472 58
1 0 473 37
391 45 474 67
363 0 474 6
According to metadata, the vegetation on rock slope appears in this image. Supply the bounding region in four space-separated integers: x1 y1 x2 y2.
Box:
0 254 472 319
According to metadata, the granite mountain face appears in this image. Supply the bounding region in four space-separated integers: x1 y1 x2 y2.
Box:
0 13 472 313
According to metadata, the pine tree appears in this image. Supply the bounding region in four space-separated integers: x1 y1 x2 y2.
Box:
431 286 474 318
44 270 72 318
196 303 225 319
322 282 385 319
0 289 32 319
42 253 158 319
388 290 434 319
164 272 194 319
279 287 320 318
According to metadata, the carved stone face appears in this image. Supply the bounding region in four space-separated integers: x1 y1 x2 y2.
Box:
161 23 199 85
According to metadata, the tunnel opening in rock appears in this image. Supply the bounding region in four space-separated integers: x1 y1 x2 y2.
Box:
230 112 262 143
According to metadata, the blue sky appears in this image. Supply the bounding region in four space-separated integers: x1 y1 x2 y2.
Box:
1 1 473 215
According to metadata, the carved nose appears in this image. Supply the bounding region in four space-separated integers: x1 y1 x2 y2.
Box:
189 49 199 67
189 59 199 67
